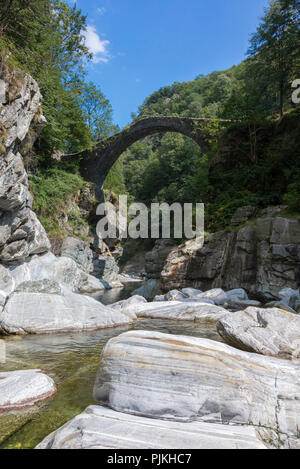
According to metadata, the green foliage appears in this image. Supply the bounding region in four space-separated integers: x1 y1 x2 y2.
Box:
30 167 88 238
68 208 89 239
79 81 116 141
0 1 113 156
103 159 127 196
284 179 300 212
247 0 300 117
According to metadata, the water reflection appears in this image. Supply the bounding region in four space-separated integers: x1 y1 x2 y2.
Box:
93 281 142 305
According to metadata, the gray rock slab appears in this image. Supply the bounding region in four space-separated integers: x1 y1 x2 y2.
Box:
36 405 266 449
122 301 230 322
181 288 203 297
165 290 187 301
94 330 300 447
0 291 134 335
217 307 300 359
61 237 93 273
197 288 228 305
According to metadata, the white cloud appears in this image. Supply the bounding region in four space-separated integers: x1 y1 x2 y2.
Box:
97 7 106 15
84 25 110 63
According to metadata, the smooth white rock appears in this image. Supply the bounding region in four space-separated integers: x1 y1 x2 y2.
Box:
164 290 187 301
0 264 15 296
217 307 300 359
110 295 147 311
78 273 107 294
7 252 107 294
94 330 300 447
181 288 203 297
178 298 215 305
197 288 228 305
36 405 266 449
110 295 148 320
0 369 56 411
26 211 51 256
121 301 230 322
0 291 133 334
153 295 165 302
0 290 6 309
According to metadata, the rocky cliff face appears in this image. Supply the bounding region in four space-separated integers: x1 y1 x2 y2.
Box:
145 239 177 279
157 210 300 299
0 62 50 263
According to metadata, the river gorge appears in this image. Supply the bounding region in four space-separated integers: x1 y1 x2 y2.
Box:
0 1 300 450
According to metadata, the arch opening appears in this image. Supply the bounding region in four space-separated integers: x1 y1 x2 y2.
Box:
77 117 215 197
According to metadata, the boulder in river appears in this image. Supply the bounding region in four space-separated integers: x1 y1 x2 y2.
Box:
94 330 300 448
181 287 203 297
0 252 108 305
226 288 248 302
110 295 147 311
217 307 300 359
0 369 56 411
36 405 266 449
0 288 134 335
121 301 230 322
164 289 187 301
196 288 228 305
0 369 57 444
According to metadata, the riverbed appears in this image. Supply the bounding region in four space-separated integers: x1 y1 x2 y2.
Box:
0 285 222 449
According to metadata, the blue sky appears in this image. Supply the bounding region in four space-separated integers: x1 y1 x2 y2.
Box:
70 0 269 128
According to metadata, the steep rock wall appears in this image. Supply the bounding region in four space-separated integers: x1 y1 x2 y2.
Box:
158 214 300 299
0 62 50 263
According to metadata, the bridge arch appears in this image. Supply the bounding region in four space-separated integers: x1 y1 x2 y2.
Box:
69 116 225 199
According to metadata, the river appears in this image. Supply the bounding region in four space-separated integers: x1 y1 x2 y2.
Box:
0 284 222 449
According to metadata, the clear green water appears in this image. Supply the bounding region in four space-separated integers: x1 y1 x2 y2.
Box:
0 286 222 449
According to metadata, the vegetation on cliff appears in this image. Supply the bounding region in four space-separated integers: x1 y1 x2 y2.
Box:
0 1 115 239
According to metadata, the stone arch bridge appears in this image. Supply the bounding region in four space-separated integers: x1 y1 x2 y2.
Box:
65 116 228 199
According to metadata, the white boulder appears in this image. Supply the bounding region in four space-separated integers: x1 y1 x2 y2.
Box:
0 289 134 335
226 288 248 302
121 301 230 322
94 330 300 448
164 290 187 301
181 288 203 298
217 307 300 359
197 288 228 305
0 369 56 411
36 405 266 449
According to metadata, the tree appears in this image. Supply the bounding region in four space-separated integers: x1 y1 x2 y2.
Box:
0 1 50 42
0 1 109 154
80 82 115 141
247 0 300 117
223 90 267 163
